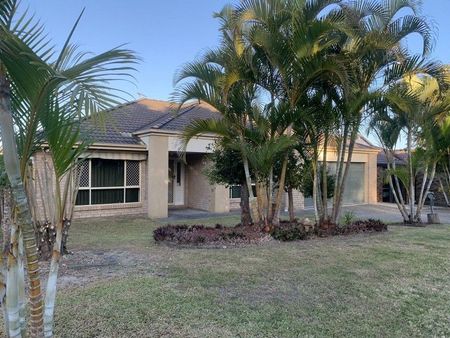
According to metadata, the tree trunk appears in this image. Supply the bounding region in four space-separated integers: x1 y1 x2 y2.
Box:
288 187 295 222
407 127 415 223
386 152 409 222
242 155 259 223
321 133 329 223
0 71 44 336
240 182 252 226
331 127 358 223
312 160 320 223
6 226 20 338
415 162 437 222
271 154 288 226
438 178 450 207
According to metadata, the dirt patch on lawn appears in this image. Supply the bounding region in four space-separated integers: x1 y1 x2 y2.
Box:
41 249 156 289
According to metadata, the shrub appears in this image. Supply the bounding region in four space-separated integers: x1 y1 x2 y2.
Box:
335 219 387 235
271 221 309 241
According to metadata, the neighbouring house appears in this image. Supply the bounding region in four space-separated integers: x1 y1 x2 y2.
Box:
376 150 449 207
32 98 379 220
377 150 408 203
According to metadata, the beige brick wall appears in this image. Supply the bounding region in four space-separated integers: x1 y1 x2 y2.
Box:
186 154 229 212
230 198 240 210
230 187 305 211
32 151 148 221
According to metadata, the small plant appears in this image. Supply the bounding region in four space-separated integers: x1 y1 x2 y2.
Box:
342 211 356 226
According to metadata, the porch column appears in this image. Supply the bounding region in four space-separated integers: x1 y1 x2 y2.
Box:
367 152 378 204
147 134 169 218
209 184 230 213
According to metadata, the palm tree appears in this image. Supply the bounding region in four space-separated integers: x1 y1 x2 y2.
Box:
0 2 137 336
329 0 438 223
173 6 264 223
232 0 351 225
369 72 450 224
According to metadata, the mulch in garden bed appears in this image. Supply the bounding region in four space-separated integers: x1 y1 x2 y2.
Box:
153 224 272 247
153 218 388 247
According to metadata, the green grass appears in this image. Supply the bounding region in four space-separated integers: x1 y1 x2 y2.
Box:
50 218 450 337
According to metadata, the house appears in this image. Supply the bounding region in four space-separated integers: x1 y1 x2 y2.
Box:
377 150 449 207
376 150 408 203
32 98 379 220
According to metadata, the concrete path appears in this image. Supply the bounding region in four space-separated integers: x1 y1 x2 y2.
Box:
341 203 450 224
165 203 450 224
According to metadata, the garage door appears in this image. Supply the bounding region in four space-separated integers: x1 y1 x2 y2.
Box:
329 162 366 204
342 163 365 204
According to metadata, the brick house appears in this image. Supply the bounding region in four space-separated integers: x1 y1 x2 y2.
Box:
32 98 379 219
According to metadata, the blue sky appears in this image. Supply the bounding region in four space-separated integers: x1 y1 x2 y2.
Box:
24 0 450 102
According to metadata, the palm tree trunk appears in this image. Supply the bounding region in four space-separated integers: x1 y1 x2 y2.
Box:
287 187 295 222
386 153 409 222
0 71 44 336
312 160 320 223
240 182 252 226
242 155 259 222
415 162 437 222
321 133 329 223
272 154 288 226
407 127 415 223
5 223 21 338
438 178 450 207
332 127 358 223
333 125 349 215
17 231 26 337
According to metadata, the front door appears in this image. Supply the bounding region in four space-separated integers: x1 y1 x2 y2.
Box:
168 158 185 206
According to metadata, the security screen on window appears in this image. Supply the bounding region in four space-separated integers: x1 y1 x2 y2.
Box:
76 159 140 205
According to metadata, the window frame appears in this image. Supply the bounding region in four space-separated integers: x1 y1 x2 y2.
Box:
228 183 256 199
76 159 141 206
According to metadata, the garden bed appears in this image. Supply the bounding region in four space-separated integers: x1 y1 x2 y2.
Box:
153 224 272 247
153 219 388 246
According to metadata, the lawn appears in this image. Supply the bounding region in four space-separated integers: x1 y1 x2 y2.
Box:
44 216 450 337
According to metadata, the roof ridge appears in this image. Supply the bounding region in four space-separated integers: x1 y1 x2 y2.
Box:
151 103 197 130
357 134 376 148
135 102 197 131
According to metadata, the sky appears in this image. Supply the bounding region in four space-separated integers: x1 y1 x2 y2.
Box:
22 0 450 102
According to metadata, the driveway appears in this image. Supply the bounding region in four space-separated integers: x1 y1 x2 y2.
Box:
166 203 450 224
338 203 450 223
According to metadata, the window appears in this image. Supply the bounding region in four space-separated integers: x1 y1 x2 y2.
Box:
75 159 141 206
229 185 242 199
229 184 256 199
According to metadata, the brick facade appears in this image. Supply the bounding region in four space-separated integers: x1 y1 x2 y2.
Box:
32 151 148 221
185 154 229 213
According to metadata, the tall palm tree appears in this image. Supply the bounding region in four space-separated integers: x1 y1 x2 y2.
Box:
231 0 350 225
369 72 450 224
329 0 438 223
173 6 263 223
0 2 137 336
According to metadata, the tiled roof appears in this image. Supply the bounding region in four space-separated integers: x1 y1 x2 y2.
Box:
81 98 378 151
81 98 219 145
377 151 408 166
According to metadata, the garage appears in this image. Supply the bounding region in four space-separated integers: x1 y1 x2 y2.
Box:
327 162 366 204
341 162 365 204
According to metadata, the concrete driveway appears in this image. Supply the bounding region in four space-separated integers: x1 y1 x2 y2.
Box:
166 203 450 224
320 203 450 224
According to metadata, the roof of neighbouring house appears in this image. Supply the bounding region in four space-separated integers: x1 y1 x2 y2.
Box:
377 150 408 166
81 98 220 145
